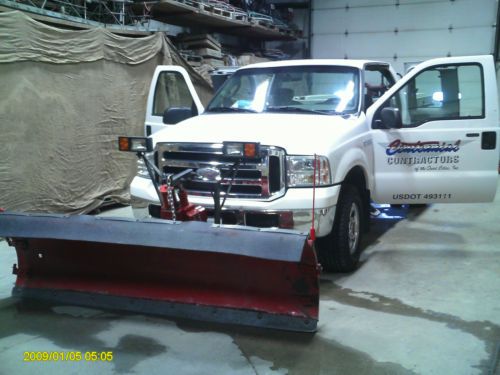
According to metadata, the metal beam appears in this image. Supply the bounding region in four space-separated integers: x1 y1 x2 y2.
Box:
494 0 500 61
0 0 162 35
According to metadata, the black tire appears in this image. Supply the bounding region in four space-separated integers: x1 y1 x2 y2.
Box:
316 184 364 272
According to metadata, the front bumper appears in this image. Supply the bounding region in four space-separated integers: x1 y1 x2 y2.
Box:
130 177 339 237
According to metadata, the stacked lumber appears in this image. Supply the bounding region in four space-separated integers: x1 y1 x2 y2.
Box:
236 53 269 66
179 50 203 67
177 34 225 69
178 33 221 50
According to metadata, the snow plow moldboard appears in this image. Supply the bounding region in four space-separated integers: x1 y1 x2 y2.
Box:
0 212 320 332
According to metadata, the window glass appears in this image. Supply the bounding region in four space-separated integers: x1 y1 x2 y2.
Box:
458 65 483 117
364 67 395 111
375 64 483 128
153 72 195 116
207 66 360 115
213 74 272 111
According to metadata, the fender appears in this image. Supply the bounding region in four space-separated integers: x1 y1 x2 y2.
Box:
330 141 372 193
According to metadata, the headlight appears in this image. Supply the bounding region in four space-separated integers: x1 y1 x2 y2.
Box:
286 155 331 187
136 152 154 179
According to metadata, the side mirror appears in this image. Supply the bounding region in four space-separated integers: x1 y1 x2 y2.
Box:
380 107 402 129
163 107 196 125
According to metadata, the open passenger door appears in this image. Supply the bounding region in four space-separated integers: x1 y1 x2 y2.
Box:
145 66 204 135
367 55 499 204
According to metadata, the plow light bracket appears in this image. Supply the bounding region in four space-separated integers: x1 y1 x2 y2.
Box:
223 142 260 159
118 136 153 153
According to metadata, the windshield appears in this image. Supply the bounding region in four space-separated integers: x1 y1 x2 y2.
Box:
206 65 360 115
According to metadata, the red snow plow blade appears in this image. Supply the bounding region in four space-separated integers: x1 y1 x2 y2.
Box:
0 212 320 332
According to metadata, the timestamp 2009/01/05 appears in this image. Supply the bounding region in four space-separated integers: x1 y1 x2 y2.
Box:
23 351 113 362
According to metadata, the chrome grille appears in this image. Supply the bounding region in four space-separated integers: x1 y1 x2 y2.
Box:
157 143 286 200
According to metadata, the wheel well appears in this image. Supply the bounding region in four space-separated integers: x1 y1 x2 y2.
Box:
343 167 367 191
342 166 370 232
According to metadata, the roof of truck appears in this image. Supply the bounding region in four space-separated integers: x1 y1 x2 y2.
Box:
238 59 388 70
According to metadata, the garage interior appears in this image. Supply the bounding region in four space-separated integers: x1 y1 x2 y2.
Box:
1 0 500 374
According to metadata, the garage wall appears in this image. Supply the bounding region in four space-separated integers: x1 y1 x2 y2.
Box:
311 0 497 74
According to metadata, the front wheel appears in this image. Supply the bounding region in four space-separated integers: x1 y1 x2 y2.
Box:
316 184 363 272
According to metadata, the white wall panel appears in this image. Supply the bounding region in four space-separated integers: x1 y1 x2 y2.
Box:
314 1 493 34
312 0 497 74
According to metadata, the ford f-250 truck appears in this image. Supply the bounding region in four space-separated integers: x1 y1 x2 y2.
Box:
130 55 499 272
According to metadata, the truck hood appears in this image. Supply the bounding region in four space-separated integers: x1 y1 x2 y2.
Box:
152 113 362 155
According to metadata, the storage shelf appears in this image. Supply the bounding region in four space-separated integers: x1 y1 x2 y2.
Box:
149 0 298 41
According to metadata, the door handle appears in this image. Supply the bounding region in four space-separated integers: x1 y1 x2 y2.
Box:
466 133 479 137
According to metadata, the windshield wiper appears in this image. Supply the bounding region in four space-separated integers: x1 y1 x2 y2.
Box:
206 107 258 113
265 106 334 115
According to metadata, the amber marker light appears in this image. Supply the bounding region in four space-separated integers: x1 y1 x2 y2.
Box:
223 141 260 159
244 143 257 158
118 137 130 152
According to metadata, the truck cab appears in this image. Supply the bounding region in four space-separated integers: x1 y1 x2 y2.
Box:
131 56 498 272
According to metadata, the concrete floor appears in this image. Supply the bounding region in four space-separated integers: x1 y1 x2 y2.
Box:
1 180 499 375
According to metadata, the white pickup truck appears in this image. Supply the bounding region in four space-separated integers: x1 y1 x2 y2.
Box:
130 56 499 272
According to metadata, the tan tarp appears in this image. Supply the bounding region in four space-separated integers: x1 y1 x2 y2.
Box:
0 11 212 213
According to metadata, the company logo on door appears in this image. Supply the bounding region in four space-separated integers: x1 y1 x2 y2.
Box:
386 139 461 156
385 139 462 172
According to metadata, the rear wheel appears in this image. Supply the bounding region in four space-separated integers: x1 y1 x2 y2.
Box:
316 184 363 272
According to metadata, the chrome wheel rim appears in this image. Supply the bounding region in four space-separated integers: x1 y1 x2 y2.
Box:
348 203 360 254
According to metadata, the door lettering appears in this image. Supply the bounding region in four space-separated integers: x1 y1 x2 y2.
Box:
386 139 461 156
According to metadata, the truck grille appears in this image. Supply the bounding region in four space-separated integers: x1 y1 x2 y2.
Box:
157 143 286 200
